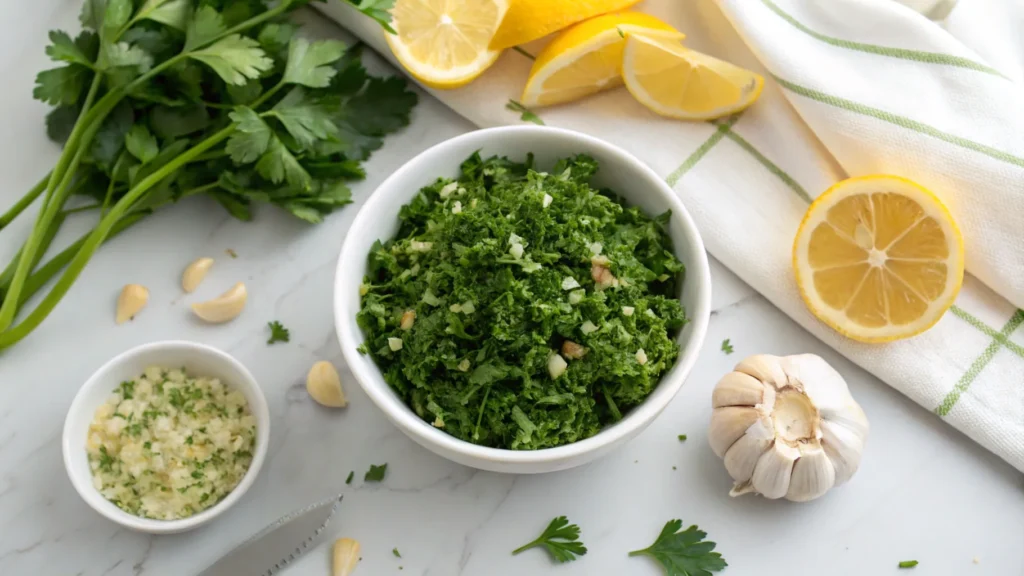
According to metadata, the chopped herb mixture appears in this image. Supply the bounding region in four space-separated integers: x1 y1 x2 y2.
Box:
357 154 687 450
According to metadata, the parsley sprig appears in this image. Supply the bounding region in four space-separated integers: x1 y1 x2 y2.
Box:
267 320 289 344
0 0 416 349
629 520 727 575
512 516 587 563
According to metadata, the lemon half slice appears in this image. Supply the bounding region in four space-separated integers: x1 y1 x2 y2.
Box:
385 0 508 89
521 12 684 108
793 176 965 342
622 34 763 120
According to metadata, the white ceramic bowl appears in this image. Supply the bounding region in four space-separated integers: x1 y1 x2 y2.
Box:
336 126 711 474
62 341 270 534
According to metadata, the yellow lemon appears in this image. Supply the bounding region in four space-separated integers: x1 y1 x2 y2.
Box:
385 0 508 89
490 0 642 50
521 12 684 108
622 34 763 120
793 176 965 343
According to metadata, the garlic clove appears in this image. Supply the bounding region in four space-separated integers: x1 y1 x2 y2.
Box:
722 423 773 484
820 418 866 485
333 538 360 576
307 361 347 408
711 371 766 408
708 406 760 458
786 442 836 502
191 282 246 323
749 441 799 499
735 354 789 387
116 284 149 324
181 257 214 293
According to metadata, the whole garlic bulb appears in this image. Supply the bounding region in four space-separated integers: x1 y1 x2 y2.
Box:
708 354 869 502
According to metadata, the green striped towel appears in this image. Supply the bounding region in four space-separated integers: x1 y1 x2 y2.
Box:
319 0 1024 472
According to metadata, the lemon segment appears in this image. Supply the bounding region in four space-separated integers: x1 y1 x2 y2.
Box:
521 12 684 108
489 0 642 50
622 34 764 120
793 175 965 343
385 0 508 89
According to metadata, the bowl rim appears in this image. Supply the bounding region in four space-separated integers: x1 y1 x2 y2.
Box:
62 339 270 533
336 125 711 465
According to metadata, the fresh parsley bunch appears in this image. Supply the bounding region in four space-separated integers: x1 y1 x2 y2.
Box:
0 0 414 349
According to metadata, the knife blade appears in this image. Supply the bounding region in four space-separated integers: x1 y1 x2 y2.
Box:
198 495 343 576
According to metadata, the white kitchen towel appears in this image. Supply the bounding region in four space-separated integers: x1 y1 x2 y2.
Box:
318 0 1024 472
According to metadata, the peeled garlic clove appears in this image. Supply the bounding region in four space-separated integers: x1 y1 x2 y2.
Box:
191 282 246 323
307 361 347 408
749 441 799 499
181 257 214 293
708 406 760 458
116 284 149 324
333 538 360 576
712 371 766 408
787 442 836 502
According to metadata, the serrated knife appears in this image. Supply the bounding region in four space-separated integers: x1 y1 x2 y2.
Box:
198 495 343 576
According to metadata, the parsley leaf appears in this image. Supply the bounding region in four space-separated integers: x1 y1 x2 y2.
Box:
124 125 159 163
512 516 587 563
283 38 347 88
45 31 93 67
184 6 226 51
267 321 290 344
720 339 733 355
102 42 154 72
506 100 544 125
256 137 311 188
226 107 272 163
349 0 397 34
269 89 339 150
364 463 387 482
629 520 726 576
189 35 273 86
136 0 189 32
898 560 919 569
33 66 89 106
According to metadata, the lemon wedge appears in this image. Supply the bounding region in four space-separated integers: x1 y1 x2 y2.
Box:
490 0 642 50
521 12 684 108
622 34 763 120
793 175 965 343
385 0 508 89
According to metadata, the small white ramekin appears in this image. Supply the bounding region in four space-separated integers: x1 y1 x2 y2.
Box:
335 126 711 474
62 340 270 534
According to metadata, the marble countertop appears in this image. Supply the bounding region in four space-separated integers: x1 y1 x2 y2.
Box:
1 5 1023 576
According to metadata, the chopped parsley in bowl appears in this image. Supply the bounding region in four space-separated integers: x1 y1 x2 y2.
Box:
356 153 687 450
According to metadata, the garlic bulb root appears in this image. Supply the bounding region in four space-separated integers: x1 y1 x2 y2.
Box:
708 354 869 502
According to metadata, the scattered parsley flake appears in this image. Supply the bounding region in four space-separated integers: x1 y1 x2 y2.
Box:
393 548 401 558
721 339 734 355
364 463 387 482
898 560 919 569
505 100 544 125
345 471 354 485
512 516 587 563
225 249 238 259
678 434 687 442
629 520 727 575
267 321 290 344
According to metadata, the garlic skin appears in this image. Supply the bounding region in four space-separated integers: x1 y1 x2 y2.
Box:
708 354 869 502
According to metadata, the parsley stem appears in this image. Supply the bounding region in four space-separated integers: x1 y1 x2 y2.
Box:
0 127 234 348
0 174 49 231
0 212 65 296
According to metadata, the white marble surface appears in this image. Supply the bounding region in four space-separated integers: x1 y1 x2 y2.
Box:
1 6 1023 576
